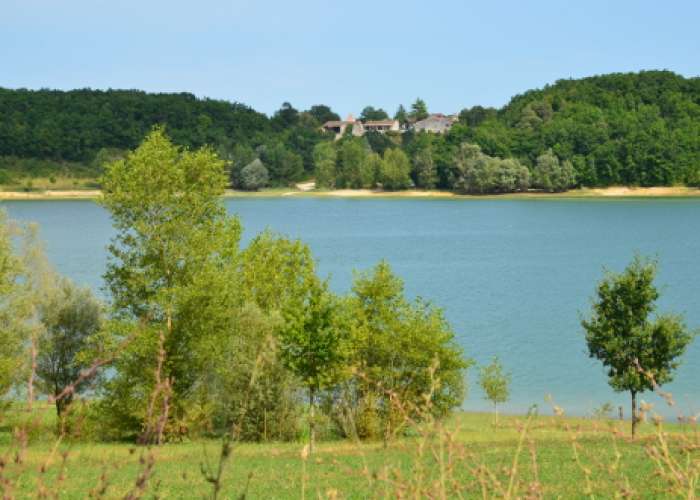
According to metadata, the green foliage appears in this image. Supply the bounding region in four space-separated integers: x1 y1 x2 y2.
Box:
257 142 304 186
360 106 389 121
306 104 340 125
412 143 437 189
337 138 369 188
379 148 412 190
98 127 242 440
532 149 576 192
478 357 511 422
346 262 470 438
360 153 382 189
239 158 269 191
582 255 695 435
312 141 337 189
409 98 429 121
452 143 529 194
0 213 28 398
36 277 103 416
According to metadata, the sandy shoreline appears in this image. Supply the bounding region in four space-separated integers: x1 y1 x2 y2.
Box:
0 186 699 201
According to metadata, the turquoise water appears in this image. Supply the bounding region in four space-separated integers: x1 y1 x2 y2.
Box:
3 197 699 417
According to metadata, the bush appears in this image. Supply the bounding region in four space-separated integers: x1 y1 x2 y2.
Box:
239 159 269 191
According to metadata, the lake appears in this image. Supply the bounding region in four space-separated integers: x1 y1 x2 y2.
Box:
3 197 699 418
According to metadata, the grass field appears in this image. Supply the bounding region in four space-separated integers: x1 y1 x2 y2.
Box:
2 406 698 499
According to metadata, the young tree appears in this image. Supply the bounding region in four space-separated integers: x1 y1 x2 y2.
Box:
582 256 695 437
478 357 511 424
36 277 103 417
348 261 470 440
279 279 348 453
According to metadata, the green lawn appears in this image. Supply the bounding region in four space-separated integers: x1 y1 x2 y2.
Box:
2 408 698 498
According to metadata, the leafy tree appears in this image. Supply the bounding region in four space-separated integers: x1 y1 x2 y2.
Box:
271 102 300 130
258 142 304 185
239 159 269 191
279 279 348 452
347 261 470 439
478 357 511 424
36 277 103 417
312 142 337 189
532 149 576 192
0 212 28 399
409 98 429 121
413 146 437 189
379 148 412 190
306 105 340 125
581 256 695 436
360 106 389 122
360 152 382 189
99 127 242 442
394 105 408 127
452 143 529 194
337 138 368 188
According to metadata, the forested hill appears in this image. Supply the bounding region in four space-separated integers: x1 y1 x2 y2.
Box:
0 88 271 161
458 71 700 186
1 70 700 190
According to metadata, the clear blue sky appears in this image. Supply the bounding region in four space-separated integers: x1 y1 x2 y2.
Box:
2 0 698 117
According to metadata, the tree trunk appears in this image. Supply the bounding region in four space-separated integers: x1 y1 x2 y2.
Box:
631 390 637 437
494 402 499 426
309 387 315 454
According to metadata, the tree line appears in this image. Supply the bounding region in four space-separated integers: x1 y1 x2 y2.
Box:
2 70 700 192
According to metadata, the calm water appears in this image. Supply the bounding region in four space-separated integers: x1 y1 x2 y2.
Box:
3 197 700 417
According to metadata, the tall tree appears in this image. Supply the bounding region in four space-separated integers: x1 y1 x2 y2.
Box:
306 105 340 125
582 256 695 436
312 141 337 189
409 98 429 121
100 127 241 442
360 106 389 122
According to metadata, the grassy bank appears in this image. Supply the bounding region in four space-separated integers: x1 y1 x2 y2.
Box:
2 407 698 498
2 185 700 201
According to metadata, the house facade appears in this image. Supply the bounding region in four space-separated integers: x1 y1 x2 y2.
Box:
412 114 458 134
322 114 400 140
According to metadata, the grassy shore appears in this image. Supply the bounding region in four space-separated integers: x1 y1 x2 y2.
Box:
1 185 700 201
2 407 698 498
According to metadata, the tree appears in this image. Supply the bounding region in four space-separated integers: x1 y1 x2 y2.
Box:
360 106 389 122
239 159 269 191
581 256 695 437
348 261 470 440
257 142 304 185
409 98 429 121
337 138 368 188
478 357 511 424
99 127 242 442
279 279 348 453
413 147 437 189
394 105 408 127
360 153 382 189
0 212 28 400
312 142 337 189
532 149 576 192
36 277 103 417
379 148 412 190
271 102 300 130
306 105 340 125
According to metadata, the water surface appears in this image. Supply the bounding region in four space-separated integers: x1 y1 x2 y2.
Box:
3 197 699 417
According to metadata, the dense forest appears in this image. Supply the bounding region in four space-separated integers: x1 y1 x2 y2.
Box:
1 70 699 191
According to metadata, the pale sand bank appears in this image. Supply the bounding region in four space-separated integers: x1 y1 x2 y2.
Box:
1 186 699 201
